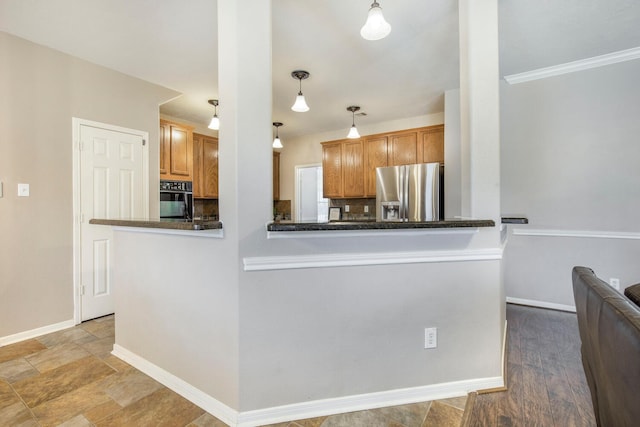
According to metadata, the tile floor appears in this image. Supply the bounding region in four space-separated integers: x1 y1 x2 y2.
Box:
0 316 466 426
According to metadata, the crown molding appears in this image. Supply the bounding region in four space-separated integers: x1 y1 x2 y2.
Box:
504 46 640 85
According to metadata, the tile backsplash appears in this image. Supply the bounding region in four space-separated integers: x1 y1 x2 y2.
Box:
329 198 376 221
194 199 218 220
274 200 291 221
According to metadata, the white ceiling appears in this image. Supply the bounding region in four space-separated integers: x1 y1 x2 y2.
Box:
1 0 639 140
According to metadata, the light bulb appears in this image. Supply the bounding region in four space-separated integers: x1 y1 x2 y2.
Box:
347 125 360 139
360 2 391 41
291 93 309 112
208 115 220 130
272 137 283 149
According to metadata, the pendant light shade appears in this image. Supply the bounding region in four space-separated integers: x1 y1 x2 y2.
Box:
207 99 220 130
360 1 391 41
272 122 283 148
291 70 310 112
347 125 361 139
346 106 361 139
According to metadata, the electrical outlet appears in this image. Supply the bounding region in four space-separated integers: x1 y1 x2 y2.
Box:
609 278 620 291
344 205 350 212
364 205 369 213
424 327 437 349
18 183 29 197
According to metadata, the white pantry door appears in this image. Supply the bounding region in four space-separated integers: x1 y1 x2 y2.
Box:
79 123 147 321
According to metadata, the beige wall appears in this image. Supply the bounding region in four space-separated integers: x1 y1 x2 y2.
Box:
0 32 178 338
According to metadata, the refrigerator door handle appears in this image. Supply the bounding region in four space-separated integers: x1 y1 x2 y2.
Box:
400 166 408 222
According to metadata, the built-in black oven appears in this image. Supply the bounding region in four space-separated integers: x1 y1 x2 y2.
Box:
160 180 193 221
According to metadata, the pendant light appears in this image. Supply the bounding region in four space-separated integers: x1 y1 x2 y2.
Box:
347 106 361 139
291 70 310 112
272 122 283 149
207 99 220 130
360 1 392 41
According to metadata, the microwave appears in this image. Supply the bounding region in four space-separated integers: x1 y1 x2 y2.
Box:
160 180 193 220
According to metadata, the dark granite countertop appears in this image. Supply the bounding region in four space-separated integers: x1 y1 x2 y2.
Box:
267 219 495 232
90 218 222 231
501 217 529 224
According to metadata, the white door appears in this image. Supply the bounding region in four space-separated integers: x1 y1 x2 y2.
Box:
296 165 328 222
77 122 147 321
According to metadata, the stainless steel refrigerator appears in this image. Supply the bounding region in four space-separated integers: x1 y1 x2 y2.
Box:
376 163 442 222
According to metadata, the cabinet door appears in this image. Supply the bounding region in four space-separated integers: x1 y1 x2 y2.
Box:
322 142 343 198
343 140 364 197
273 152 280 201
389 131 418 166
202 137 218 198
159 122 169 177
364 136 388 197
192 134 203 198
418 125 444 164
169 124 192 179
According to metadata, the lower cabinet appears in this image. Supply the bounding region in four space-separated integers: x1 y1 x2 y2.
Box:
193 133 218 199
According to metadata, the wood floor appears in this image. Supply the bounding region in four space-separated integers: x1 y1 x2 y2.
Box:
465 304 596 427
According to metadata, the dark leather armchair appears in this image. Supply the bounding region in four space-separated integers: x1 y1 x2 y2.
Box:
572 266 640 427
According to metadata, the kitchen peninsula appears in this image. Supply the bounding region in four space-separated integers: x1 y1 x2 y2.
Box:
90 218 222 232
104 3 503 427
267 218 494 232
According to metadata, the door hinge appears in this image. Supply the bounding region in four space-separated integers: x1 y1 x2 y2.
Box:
80 285 85 296
142 139 146 146
78 140 84 151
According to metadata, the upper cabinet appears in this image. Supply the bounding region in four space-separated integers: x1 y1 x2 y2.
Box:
322 141 343 199
364 136 389 197
321 139 365 199
389 131 418 166
388 125 445 166
418 125 445 164
193 133 219 199
321 125 444 199
160 119 194 181
342 140 365 198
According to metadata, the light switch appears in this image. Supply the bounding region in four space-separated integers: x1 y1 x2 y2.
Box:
18 183 30 197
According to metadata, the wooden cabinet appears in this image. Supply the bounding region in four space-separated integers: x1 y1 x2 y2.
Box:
321 125 444 199
273 152 280 201
364 136 388 197
389 131 418 166
193 133 219 199
321 139 365 199
322 141 343 199
418 125 444 164
342 140 364 197
160 120 193 181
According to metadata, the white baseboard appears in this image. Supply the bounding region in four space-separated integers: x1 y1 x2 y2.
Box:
112 344 503 427
112 344 238 426
507 297 576 313
237 376 503 427
0 319 76 347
